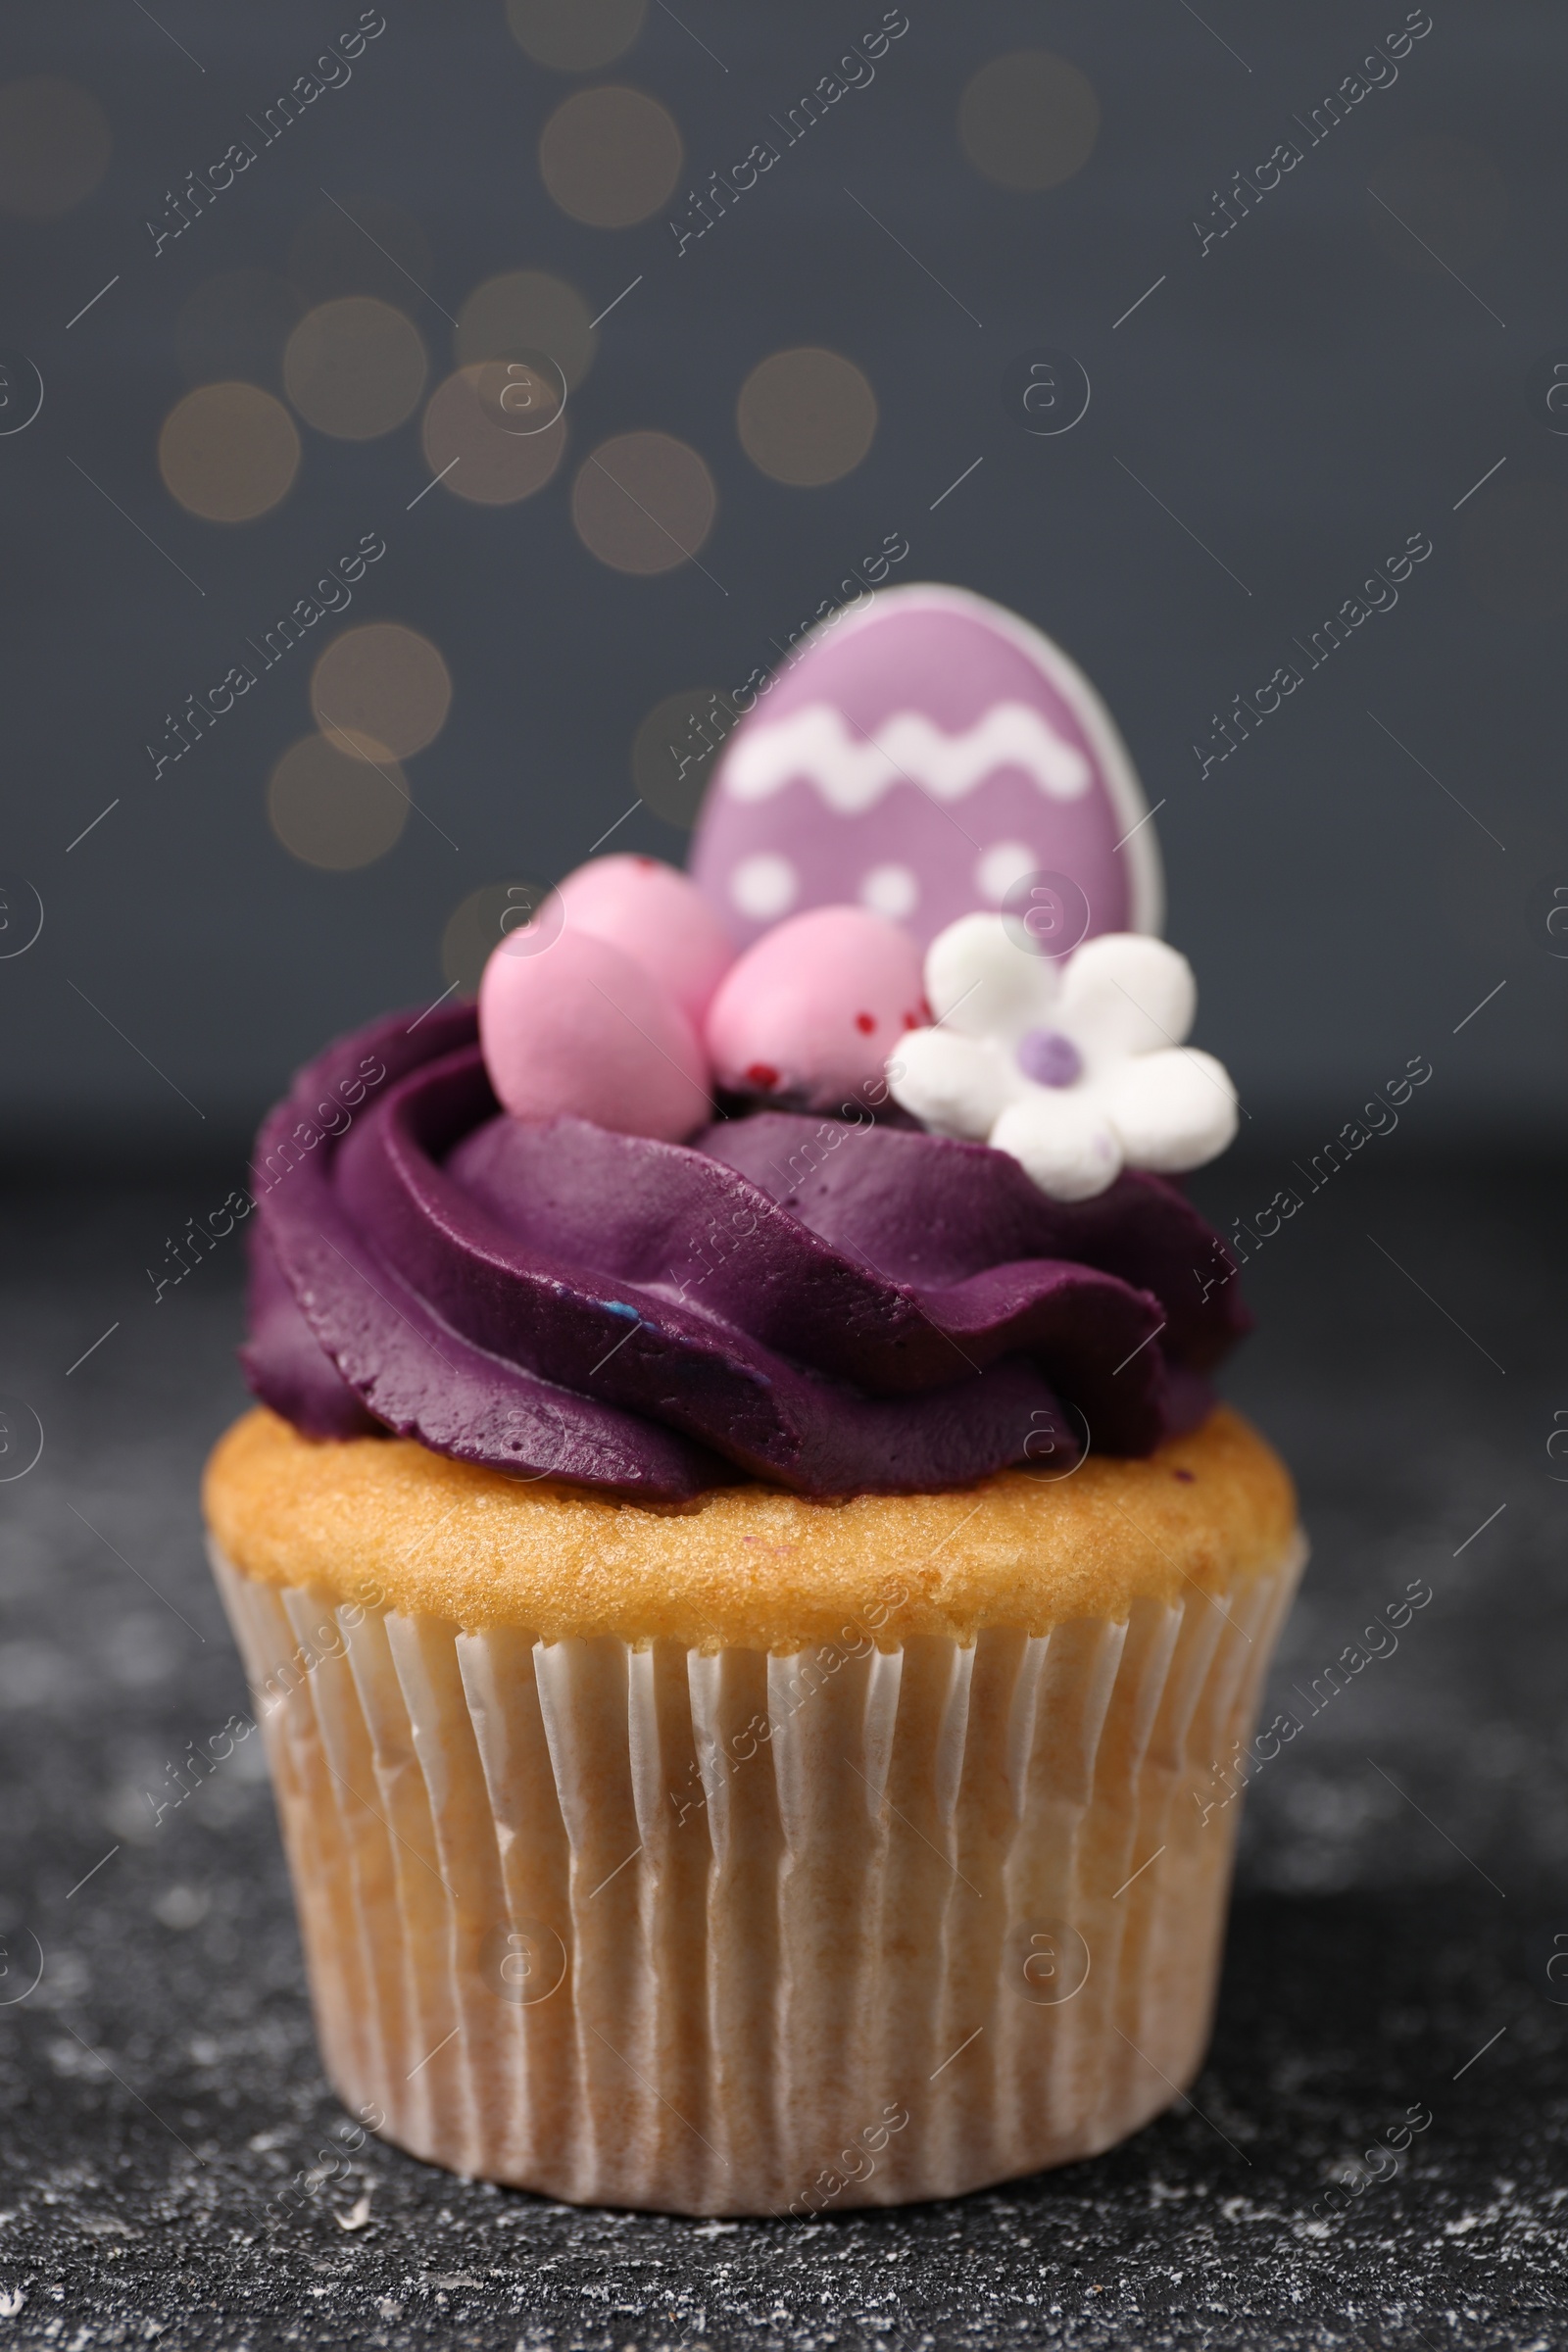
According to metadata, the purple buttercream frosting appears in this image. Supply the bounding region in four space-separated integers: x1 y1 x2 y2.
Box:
239 1004 1250 1503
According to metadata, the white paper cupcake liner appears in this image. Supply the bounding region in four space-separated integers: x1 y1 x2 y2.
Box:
210 1533 1304 2216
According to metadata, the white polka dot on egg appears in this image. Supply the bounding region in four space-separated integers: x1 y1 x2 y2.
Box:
858 862 919 921
730 852 799 920
975 842 1039 903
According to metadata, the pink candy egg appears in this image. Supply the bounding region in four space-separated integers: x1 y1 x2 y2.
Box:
479 926 711 1141
557 853 736 1027
704 906 927 1109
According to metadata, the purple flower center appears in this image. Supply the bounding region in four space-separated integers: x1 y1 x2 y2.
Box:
1015 1027 1082 1089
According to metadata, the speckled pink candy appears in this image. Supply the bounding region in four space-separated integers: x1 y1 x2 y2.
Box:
690 583 1163 952
704 906 927 1109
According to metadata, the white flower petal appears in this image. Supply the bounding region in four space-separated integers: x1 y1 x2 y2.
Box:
990 1090 1123 1201
898 915 1236 1203
924 911 1054 1043
890 1028 1015 1140
1102 1047 1238 1173
1057 934 1197 1064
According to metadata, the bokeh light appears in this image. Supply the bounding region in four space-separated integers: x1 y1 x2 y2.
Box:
158 383 301 522
440 880 557 993
175 270 306 388
506 0 645 71
310 623 453 760
1368 139 1508 278
283 297 427 439
288 198 436 308
0 77 111 218
455 269 597 389
539 86 682 227
958 52 1100 192
420 366 567 503
268 729 409 869
470 355 567 435
571 431 716 573
632 687 737 826
737 348 877 487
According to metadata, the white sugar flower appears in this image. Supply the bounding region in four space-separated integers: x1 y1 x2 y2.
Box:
888 913 1238 1201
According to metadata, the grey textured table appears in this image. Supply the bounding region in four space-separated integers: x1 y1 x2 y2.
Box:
1 1143 1564 2349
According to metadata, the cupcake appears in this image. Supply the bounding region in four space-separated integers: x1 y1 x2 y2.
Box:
204 586 1304 2216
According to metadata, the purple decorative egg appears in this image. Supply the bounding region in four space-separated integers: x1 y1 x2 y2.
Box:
689 583 1163 953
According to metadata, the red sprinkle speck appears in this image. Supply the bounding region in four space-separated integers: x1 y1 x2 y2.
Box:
854 1011 876 1036
1173 1468 1196 1484
746 1062 780 1090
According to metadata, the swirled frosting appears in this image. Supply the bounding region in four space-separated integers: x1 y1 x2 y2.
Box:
240 1005 1249 1503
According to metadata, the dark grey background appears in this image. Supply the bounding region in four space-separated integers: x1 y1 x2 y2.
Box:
1 0 1564 1160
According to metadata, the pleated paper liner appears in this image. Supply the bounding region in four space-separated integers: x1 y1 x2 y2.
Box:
212 1533 1304 2217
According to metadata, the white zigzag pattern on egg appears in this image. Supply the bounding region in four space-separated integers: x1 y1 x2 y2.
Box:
721 701 1094 813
